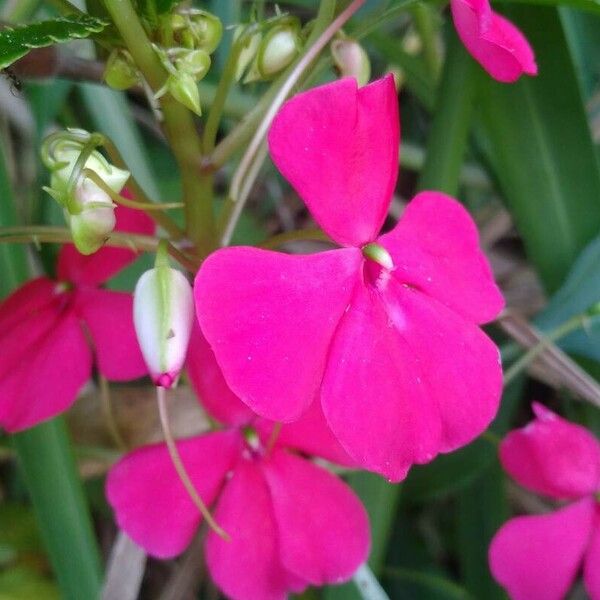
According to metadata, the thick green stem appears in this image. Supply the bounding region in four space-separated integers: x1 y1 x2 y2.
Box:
102 0 215 254
13 420 103 600
417 28 478 194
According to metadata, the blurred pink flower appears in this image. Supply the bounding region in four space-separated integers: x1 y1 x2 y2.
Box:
194 76 504 481
450 0 537 83
106 327 370 600
0 205 153 432
489 403 600 600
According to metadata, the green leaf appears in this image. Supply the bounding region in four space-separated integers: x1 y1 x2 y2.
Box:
536 233 600 361
478 6 600 293
0 15 108 69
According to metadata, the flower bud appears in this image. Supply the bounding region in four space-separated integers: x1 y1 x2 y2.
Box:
188 10 223 54
133 263 195 388
331 38 371 86
104 49 139 90
167 72 201 115
252 20 300 81
47 134 129 200
175 49 211 80
68 179 116 255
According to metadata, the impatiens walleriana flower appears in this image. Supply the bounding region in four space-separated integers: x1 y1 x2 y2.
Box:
107 325 369 600
194 76 504 481
0 205 153 432
489 403 600 600
450 0 537 83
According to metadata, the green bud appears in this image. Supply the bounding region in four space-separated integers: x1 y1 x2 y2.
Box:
331 38 371 87
167 72 201 115
362 243 394 270
104 49 139 90
188 10 223 54
175 49 211 80
68 179 116 255
254 20 300 80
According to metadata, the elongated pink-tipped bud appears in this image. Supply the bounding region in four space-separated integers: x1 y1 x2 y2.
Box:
133 249 194 388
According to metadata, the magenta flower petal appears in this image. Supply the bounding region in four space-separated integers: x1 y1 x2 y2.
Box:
268 76 399 246
57 205 154 286
76 288 147 381
195 246 362 422
206 460 305 600
489 498 595 600
106 431 241 559
378 192 504 324
499 403 600 500
322 278 501 480
262 450 370 585
451 0 537 83
265 401 357 467
0 305 91 432
0 278 58 331
584 509 600 600
187 322 255 427
320 282 442 482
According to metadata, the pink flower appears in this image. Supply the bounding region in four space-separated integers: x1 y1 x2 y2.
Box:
450 0 537 83
489 403 600 600
194 76 504 481
0 206 153 432
106 326 370 600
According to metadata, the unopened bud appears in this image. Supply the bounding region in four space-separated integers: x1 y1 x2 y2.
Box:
133 261 195 388
254 20 300 80
68 179 116 255
188 10 223 54
104 49 139 90
331 38 370 86
167 72 201 115
175 49 211 80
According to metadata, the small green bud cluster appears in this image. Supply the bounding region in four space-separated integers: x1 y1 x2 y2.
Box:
41 129 129 255
235 15 302 84
153 8 223 115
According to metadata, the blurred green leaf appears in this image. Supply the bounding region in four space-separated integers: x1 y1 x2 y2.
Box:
536 233 600 361
0 15 108 69
0 567 59 600
383 568 474 600
479 6 600 292
499 0 600 17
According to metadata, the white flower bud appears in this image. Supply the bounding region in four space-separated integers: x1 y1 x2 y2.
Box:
133 265 195 388
68 179 116 255
331 38 371 87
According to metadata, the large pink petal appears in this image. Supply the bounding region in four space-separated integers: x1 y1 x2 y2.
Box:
76 288 147 381
206 459 306 600
57 205 154 286
262 450 370 585
195 246 362 422
451 0 537 83
489 498 595 600
0 278 59 332
263 401 356 467
106 430 241 559
268 76 399 247
584 508 600 600
321 282 443 482
186 322 254 427
378 192 504 324
0 306 91 432
499 403 600 501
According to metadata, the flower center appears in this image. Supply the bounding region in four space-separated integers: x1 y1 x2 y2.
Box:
362 243 394 291
241 425 264 460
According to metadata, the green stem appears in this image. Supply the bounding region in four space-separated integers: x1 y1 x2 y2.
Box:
411 4 441 79
102 0 215 255
503 313 588 386
417 28 478 194
13 420 103 600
